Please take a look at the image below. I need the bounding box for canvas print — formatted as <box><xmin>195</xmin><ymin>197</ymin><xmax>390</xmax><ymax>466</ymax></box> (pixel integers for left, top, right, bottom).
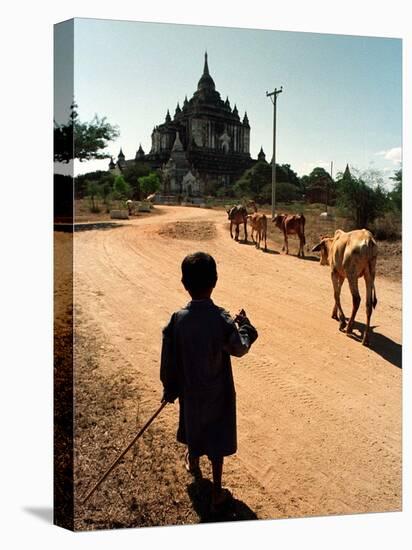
<box><xmin>54</xmin><ymin>18</ymin><xmax>402</xmax><ymax>531</ymax></box>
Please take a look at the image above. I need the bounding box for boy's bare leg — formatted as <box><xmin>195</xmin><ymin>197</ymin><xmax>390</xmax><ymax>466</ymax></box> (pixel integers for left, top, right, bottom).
<box><xmin>185</xmin><ymin>448</ymin><xmax>200</xmax><ymax>474</ymax></box>
<box><xmin>210</xmin><ymin>457</ymin><xmax>230</xmax><ymax>506</ymax></box>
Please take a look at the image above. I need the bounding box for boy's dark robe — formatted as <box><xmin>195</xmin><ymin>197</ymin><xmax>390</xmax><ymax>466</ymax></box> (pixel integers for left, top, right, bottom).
<box><xmin>160</xmin><ymin>298</ymin><xmax>258</xmax><ymax>458</ymax></box>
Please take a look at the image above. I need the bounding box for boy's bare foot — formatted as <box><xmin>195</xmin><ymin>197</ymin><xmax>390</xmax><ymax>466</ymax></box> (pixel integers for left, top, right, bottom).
<box><xmin>184</xmin><ymin>450</ymin><xmax>201</xmax><ymax>476</ymax></box>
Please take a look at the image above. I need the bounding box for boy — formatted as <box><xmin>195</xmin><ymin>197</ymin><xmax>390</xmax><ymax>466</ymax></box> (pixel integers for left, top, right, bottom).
<box><xmin>160</xmin><ymin>251</ymin><xmax>258</xmax><ymax>509</ymax></box>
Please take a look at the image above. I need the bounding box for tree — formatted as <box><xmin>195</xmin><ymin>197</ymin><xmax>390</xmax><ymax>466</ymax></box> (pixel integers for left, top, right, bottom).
<box><xmin>389</xmin><ymin>168</ymin><xmax>402</xmax><ymax>212</ymax></box>
<box><xmin>113</xmin><ymin>175</ymin><xmax>131</xmax><ymax>200</ymax></box>
<box><xmin>138</xmin><ymin>172</ymin><xmax>161</xmax><ymax>197</ymax></box>
<box><xmin>54</xmin><ymin>102</ymin><xmax>119</xmax><ymax>163</ymax></box>
<box><xmin>233</xmin><ymin>161</ymin><xmax>302</xmax><ymax>203</ymax></box>
<box><xmin>75</xmin><ymin>170</ymin><xmax>114</xmax><ymax>199</ymax></box>
<box><xmin>305</xmin><ymin>166</ymin><xmax>335</xmax><ymax>206</ymax></box>
<box><xmin>233</xmin><ymin>161</ymin><xmax>271</xmax><ymax>200</ymax></box>
<box><xmin>336</xmin><ymin>169</ymin><xmax>388</xmax><ymax>228</ymax></box>
<box><xmin>122</xmin><ymin>162</ymin><xmax>151</xmax><ymax>199</ymax></box>
<box><xmin>85</xmin><ymin>180</ymin><xmax>102</xmax><ymax>212</ymax></box>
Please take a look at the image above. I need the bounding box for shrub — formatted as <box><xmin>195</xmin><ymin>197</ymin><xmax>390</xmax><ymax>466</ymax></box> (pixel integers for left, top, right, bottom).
<box><xmin>370</xmin><ymin>212</ymin><xmax>401</xmax><ymax>241</ymax></box>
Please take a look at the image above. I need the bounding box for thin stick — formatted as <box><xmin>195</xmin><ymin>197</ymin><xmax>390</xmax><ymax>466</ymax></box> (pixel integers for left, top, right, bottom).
<box><xmin>81</xmin><ymin>400</ymin><xmax>168</xmax><ymax>505</ymax></box>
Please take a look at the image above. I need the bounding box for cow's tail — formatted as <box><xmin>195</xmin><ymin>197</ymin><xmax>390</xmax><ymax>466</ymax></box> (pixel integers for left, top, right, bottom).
<box><xmin>301</xmin><ymin>214</ymin><xmax>306</xmax><ymax>245</ymax></box>
<box><xmin>367</xmin><ymin>238</ymin><xmax>378</xmax><ymax>310</ymax></box>
<box><xmin>372</xmin><ymin>284</ymin><xmax>378</xmax><ymax>310</ymax></box>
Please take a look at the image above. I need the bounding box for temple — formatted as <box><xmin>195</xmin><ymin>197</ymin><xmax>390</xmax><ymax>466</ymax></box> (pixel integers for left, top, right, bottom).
<box><xmin>110</xmin><ymin>52</ymin><xmax>259</xmax><ymax>197</ymax></box>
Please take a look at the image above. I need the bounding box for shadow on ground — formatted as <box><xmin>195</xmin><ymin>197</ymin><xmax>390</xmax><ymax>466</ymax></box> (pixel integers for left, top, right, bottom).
<box><xmin>345</xmin><ymin>322</ymin><xmax>402</xmax><ymax>369</ymax></box>
<box><xmin>187</xmin><ymin>478</ymin><xmax>258</xmax><ymax>523</ymax></box>
<box><xmin>23</xmin><ymin>507</ymin><xmax>53</xmax><ymax>524</ymax></box>
<box><xmin>74</xmin><ymin>222</ymin><xmax>125</xmax><ymax>232</ymax></box>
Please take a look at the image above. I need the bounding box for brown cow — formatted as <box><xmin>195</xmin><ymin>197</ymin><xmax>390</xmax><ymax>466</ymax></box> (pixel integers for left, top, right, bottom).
<box><xmin>246</xmin><ymin>201</ymin><xmax>267</xmax><ymax>250</ymax></box>
<box><xmin>247</xmin><ymin>213</ymin><xmax>267</xmax><ymax>250</ymax></box>
<box><xmin>312</xmin><ymin>229</ymin><xmax>378</xmax><ymax>346</ymax></box>
<box><xmin>226</xmin><ymin>205</ymin><xmax>248</xmax><ymax>242</ymax></box>
<box><xmin>272</xmin><ymin>213</ymin><xmax>306</xmax><ymax>257</ymax></box>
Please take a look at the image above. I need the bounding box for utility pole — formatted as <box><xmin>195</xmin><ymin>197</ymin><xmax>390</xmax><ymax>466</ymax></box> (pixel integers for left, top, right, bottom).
<box><xmin>266</xmin><ymin>86</ymin><xmax>283</xmax><ymax>219</ymax></box>
<box><xmin>327</xmin><ymin>160</ymin><xmax>333</xmax><ymax>214</ymax></box>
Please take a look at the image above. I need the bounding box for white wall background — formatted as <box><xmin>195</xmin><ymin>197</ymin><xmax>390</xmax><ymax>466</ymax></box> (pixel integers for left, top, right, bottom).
<box><xmin>0</xmin><ymin>1</ymin><xmax>410</xmax><ymax>548</ymax></box>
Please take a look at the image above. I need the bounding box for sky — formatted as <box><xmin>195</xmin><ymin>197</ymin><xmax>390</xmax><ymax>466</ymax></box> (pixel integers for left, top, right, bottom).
<box><xmin>69</xmin><ymin>17</ymin><xmax>402</xmax><ymax>187</ymax></box>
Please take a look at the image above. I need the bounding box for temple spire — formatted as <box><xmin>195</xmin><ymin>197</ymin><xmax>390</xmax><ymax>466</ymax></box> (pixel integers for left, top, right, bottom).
<box><xmin>197</xmin><ymin>51</ymin><xmax>215</xmax><ymax>92</ymax></box>
<box><xmin>203</xmin><ymin>51</ymin><xmax>210</xmax><ymax>76</ymax></box>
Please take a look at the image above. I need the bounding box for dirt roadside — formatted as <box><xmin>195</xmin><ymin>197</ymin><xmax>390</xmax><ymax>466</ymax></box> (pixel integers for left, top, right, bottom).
<box><xmin>61</xmin><ymin>205</ymin><xmax>401</xmax><ymax>529</ymax></box>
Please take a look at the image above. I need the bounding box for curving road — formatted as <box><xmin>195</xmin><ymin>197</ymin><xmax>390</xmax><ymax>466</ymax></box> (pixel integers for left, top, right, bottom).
<box><xmin>74</xmin><ymin>205</ymin><xmax>402</xmax><ymax>519</ymax></box>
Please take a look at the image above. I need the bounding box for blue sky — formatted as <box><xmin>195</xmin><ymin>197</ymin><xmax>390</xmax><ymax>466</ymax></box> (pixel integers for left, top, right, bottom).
<box><xmin>72</xmin><ymin>18</ymin><xmax>402</xmax><ymax>186</ymax></box>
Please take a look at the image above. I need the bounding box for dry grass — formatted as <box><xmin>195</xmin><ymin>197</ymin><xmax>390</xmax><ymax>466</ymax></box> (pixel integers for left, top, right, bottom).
<box><xmin>158</xmin><ymin>221</ymin><xmax>217</xmax><ymax>241</ymax></box>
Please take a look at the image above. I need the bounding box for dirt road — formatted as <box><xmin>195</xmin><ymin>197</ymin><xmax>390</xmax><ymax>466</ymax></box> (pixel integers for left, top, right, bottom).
<box><xmin>74</xmin><ymin>205</ymin><xmax>401</xmax><ymax>521</ymax></box>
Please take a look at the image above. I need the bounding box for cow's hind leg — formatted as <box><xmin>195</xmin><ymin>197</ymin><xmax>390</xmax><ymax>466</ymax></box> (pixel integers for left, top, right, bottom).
<box><xmin>283</xmin><ymin>230</ymin><xmax>289</xmax><ymax>254</ymax></box>
<box><xmin>230</xmin><ymin>221</ymin><xmax>233</xmax><ymax>239</ymax></box>
<box><xmin>331</xmin><ymin>271</ymin><xmax>346</xmax><ymax>330</ymax></box>
<box><xmin>234</xmin><ymin>223</ymin><xmax>239</xmax><ymax>241</ymax></box>
<box><xmin>346</xmin><ymin>273</ymin><xmax>361</xmax><ymax>337</ymax></box>
<box><xmin>244</xmin><ymin>220</ymin><xmax>248</xmax><ymax>243</ymax></box>
<box><xmin>299</xmin><ymin>233</ymin><xmax>305</xmax><ymax>257</ymax></box>
<box><xmin>362</xmin><ymin>271</ymin><xmax>375</xmax><ymax>346</ymax></box>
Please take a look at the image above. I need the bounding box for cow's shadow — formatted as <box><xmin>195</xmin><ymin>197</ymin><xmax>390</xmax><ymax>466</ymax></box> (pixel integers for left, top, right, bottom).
<box><xmin>234</xmin><ymin>239</ymin><xmax>255</xmax><ymax>246</ymax></box>
<box><xmin>234</xmin><ymin>239</ymin><xmax>279</xmax><ymax>254</ymax></box>
<box><xmin>343</xmin><ymin>321</ymin><xmax>402</xmax><ymax>369</ymax></box>
<box><xmin>262</xmin><ymin>248</ymin><xmax>280</xmax><ymax>255</ymax></box>
<box><xmin>187</xmin><ymin>478</ymin><xmax>258</xmax><ymax>523</ymax></box>
<box><xmin>300</xmin><ymin>254</ymin><xmax>320</xmax><ymax>262</ymax></box>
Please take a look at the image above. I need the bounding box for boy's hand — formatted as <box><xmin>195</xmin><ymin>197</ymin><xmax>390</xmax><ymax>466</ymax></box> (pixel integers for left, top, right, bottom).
<box><xmin>161</xmin><ymin>390</ymin><xmax>177</xmax><ymax>404</ymax></box>
<box><xmin>234</xmin><ymin>309</ymin><xmax>248</xmax><ymax>325</ymax></box>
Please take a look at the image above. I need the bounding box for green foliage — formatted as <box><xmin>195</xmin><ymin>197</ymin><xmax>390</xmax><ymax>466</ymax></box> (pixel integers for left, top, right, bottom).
<box><xmin>54</xmin><ymin>102</ymin><xmax>119</xmax><ymax>163</ymax></box>
<box><xmin>335</xmin><ymin>169</ymin><xmax>389</xmax><ymax>228</ymax></box>
<box><xmin>138</xmin><ymin>172</ymin><xmax>161</xmax><ymax>197</ymax></box>
<box><xmin>113</xmin><ymin>175</ymin><xmax>131</xmax><ymax>200</ymax></box>
<box><xmin>86</xmin><ymin>180</ymin><xmax>102</xmax><ymax>212</ymax></box>
<box><xmin>233</xmin><ymin>161</ymin><xmax>302</xmax><ymax>203</ymax></box>
<box><xmin>304</xmin><ymin>166</ymin><xmax>335</xmax><ymax>204</ymax></box>
<box><xmin>75</xmin><ymin>170</ymin><xmax>114</xmax><ymax>199</ymax></box>
<box><xmin>122</xmin><ymin>163</ymin><xmax>152</xmax><ymax>199</ymax></box>
<box><xmin>275</xmin><ymin>181</ymin><xmax>302</xmax><ymax>202</ymax></box>
<box><xmin>388</xmin><ymin>168</ymin><xmax>402</xmax><ymax>212</ymax></box>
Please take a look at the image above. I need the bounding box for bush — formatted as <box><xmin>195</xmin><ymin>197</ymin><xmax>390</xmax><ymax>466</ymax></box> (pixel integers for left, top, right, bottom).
<box><xmin>336</xmin><ymin>176</ymin><xmax>389</xmax><ymax>228</ymax></box>
<box><xmin>113</xmin><ymin>175</ymin><xmax>131</xmax><ymax>200</ymax></box>
<box><xmin>138</xmin><ymin>172</ymin><xmax>161</xmax><ymax>197</ymax></box>
<box><xmin>370</xmin><ymin>212</ymin><xmax>401</xmax><ymax>241</ymax></box>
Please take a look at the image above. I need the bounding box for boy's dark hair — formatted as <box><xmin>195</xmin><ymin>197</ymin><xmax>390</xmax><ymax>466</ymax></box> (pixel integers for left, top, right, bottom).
<box><xmin>181</xmin><ymin>252</ymin><xmax>217</xmax><ymax>294</ymax></box>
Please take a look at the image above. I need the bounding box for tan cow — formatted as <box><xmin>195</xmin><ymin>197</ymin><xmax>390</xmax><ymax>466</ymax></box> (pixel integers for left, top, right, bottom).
<box><xmin>312</xmin><ymin>229</ymin><xmax>378</xmax><ymax>346</ymax></box>
<box><xmin>247</xmin><ymin>213</ymin><xmax>267</xmax><ymax>250</ymax></box>
<box><xmin>272</xmin><ymin>213</ymin><xmax>306</xmax><ymax>257</ymax></box>
<box><xmin>246</xmin><ymin>201</ymin><xmax>267</xmax><ymax>250</ymax></box>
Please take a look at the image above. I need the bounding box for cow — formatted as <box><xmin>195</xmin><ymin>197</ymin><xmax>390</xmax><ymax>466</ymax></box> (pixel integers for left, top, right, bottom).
<box><xmin>312</xmin><ymin>229</ymin><xmax>378</xmax><ymax>346</ymax></box>
<box><xmin>226</xmin><ymin>205</ymin><xmax>248</xmax><ymax>242</ymax></box>
<box><xmin>246</xmin><ymin>201</ymin><xmax>267</xmax><ymax>250</ymax></box>
<box><xmin>272</xmin><ymin>213</ymin><xmax>306</xmax><ymax>257</ymax></box>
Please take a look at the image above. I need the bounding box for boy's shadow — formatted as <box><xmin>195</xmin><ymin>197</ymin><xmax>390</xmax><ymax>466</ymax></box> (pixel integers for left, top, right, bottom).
<box><xmin>187</xmin><ymin>478</ymin><xmax>258</xmax><ymax>523</ymax></box>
